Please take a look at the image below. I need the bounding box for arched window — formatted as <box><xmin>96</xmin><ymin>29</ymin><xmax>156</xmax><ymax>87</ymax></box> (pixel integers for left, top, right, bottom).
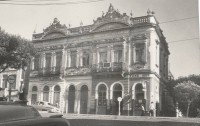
<box><xmin>135</xmin><ymin>84</ymin><xmax>144</xmax><ymax>105</ymax></box>
<box><xmin>68</xmin><ymin>85</ymin><xmax>75</xmax><ymax>113</ymax></box>
<box><xmin>31</xmin><ymin>86</ymin><xmax>37</xmax><ymax>105</ymax></box>
<box><xmin>98</xmin><ymin>84</ymin><xmax>106</xmax><ymax>106</ymax></box>
<box><xmin>53</xmin><ymin>85</ymin><xmax>60</xmax><ymax>107</ymax></box>
<box><xmin>43</xmin><ymin>86</ymin><xmax>49</xmax><ymax>102</ymax></box>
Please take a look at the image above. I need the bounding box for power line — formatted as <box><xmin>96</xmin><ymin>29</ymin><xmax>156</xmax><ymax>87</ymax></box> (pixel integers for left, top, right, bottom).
<box><xmin>160</xmin><ymin>16</ymin><xmax>198</xmax><ymax>24</ymax></box>
<box><xmin>168</xmin><ymin>38</ymin><xmax>199</xmax><ymax>44</ymax></box>
<box><xmin>0</xmin><ymin>0</ymin><xmax>104</xmax><ymax>5</ymax></box>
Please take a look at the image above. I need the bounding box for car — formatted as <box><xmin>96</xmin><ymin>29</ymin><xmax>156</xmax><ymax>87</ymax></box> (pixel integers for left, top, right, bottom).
<box><xmin>0</xmin><ymin>101</ymin><xmax>70</xmax><ymax>126</ymax></box>
<box><xmin>32</xmin><ymin>101</ymin><xmax>61</xmax><ymax>113</ymax></box>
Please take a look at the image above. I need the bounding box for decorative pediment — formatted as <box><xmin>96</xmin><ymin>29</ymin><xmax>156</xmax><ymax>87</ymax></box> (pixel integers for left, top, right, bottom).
<box><xmin>42</xmin><ymin>31</ymin><xmax>66</xmax><ymax>39</ymax></box>
<box><xmin>92</xmin><ymin>22</ymin><xmax>128</xmax><ymax>32</ymax></box>
<box><xmin>92</xmin><ymin>4</ymin><xmax>130</xmax><ymax>31</ymax></box>
<box><xmin>42</xmin><ymin>18</ymin><xmax>68</xmax><ymax>39</ymax></box>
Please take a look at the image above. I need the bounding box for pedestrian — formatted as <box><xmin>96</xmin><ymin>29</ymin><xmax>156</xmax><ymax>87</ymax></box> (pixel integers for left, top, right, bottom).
<box><xmin>141</xmin><ymin>104</ymin><xmax>145</xmax><ymax>116</ymax></box>
<box><xmin>149</xmin><ymin>102</ymin><xmax>155</xmax><ymax>117</ymax></box>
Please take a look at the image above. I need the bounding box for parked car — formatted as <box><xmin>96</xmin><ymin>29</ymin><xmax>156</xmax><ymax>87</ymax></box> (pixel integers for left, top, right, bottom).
<box><xmin>0</xmin><ymin>101</ymin><xmax>69</xmax><ymax>126</ymax></box>
<box><xmin>32</xmin><ymin>101</ymin><xmax>61</xmax><ymax>113</ymax></box>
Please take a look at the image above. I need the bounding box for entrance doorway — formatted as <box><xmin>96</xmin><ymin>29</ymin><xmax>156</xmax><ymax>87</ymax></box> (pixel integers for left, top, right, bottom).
<box><xmin>31</xmin><ymin>86</ymin><xmax>37</xmax><ymax>105</ymax></box>
<box><xmin>68</xmin><ymin>85</ymin><xmax>75</xmax><ymax>113</ymax></box>
<box><xmin>97</xmin><ymin>84</ymin><xmax>107</xmax><ymax>114</ymax></box>
<box><xmin>80</xmin><ymin>85</ymin><xmax>88</xmax><ymax>114</ymax></box>
<box><xmin>112</xmin><ymin>84</ymin><xmax>122</xmax><ymax>115</ymax></box>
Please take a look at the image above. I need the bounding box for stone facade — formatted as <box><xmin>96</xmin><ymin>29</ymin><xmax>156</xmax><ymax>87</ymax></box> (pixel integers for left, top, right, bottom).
<box><xmin>28</xmin><ymin>4</ymin><xmax>170</xmax><ymax>116</ymax></box>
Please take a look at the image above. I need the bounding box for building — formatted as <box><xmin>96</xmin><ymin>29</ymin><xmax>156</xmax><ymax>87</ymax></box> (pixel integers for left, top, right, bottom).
<box><xmin>0</xmin><ymin>68</ymin><xmax>24</xmax><ymax>101</ymax></box>
<box><xmin>28</xmin><ymin>4</ymin><xmax>170</xmax><ymax>116</ymax></box>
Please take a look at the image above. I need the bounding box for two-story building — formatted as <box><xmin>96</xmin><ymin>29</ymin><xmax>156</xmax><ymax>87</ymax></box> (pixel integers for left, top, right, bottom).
<box><xmin>28</xmin><ymin>4</ymin><xmax>170</xmax><ymax>116</ymax></box>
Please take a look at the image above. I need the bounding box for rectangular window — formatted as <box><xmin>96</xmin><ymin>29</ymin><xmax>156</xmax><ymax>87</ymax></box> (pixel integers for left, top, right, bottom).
<box><xmin>100</xmin><ymin>52</ymin><xmax>107</xmax><ymax>63</ymax></box>
<box><xmin>56</xmin><ymin>52</ymin><xmax>62</xmax><ymax>68</ymax></box>
<box><xmin>34</xmin><ymin>55</ymin><xmax>39</xmax><ymax>70</ymax></box>
<box><xmin>83</xmin><ymin>52</ymin><xmax>90</xmax><ymax>66</ymax></box>
<box><xmin>71</xmin><ymin>51</ymin><xmax>77</xmax><ymax>67</ymax></box>
<box><xmin>135</xmin><ymin>44</ymin><xmax>145</xmax><ymax>63</ymax></box>
<box><xmin>46</xmin><ymin>53</ymin><xmax>51</xmax><ymax>68</ymax></box>
<box><xmin>114</xmin><ymin>50</ymin><xmax>122</xmax><ymax>62</ymax></box>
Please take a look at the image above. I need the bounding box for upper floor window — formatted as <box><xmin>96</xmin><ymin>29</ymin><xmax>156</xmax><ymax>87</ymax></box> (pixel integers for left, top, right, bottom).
<box><xmin>114</xmin><ymin>50</ymin><xmax>122</xmax><ymax>62</ymax></box>
<box><xmin>83</xmin><ymin>51</ymin><xmax>90</xmax><ymax>66</ymax></box>
<box><xmin>70</xmin><ymin>51</ymin><xmax>77</xmax><ymax>67</ymax></box>
<box><xmin>135</xmin><ymin>44</ymin><xmax>145</xmax><ymax>63</ymax></box>
<box><xmin>56</xmin><ymin>52</ymin><xmax>62</xmax><ymax>68</ymax></box>
<box><xmin>34</xmin><ymin>55</ymin><xmax>39</xmax><ymax>70</ymax></box>
<box><xmin>46</xmin><ymin>53</ymin><xmax>51</xmax><ymax>68</ymax></box>
<box><xmin>100</xmin><ymin>52</ymin><xmax>107</xmax><ymax>63</ymax></box>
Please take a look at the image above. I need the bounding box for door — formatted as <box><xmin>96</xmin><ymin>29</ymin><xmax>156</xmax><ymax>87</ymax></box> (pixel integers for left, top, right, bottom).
<box><xmin>68</xmin><ymin>85</ymin><xmax>75</xmax><ymax>113</ymax></box>
<box><xmin>80</xmin><ymin>85</ymin><xmax>88</xmax><ymax>114</ymax></box>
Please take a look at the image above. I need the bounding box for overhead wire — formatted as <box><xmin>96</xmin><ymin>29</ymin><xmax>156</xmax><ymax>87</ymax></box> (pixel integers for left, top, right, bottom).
<box><xmin>0</xmin><ymin>0</ymin><xmax>104</xmax><ymax>5</ymax></box>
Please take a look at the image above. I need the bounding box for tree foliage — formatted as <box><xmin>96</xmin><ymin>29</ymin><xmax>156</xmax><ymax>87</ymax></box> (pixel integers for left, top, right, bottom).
<box><xmin>0</xmin><ymin>27</ymin><xmax>36</xmax><ymax>72</ymax></box>
<box><xmin>174</xmin><ymin>81</ymin><xmax>200</xmax><ymax>117</ymax></box>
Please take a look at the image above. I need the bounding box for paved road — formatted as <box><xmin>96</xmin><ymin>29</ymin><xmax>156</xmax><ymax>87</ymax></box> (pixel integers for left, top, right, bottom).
<box><xmin>41</xmin><ymin>113</ymin><xmax>200</xmax><ymax>126</ymax></box>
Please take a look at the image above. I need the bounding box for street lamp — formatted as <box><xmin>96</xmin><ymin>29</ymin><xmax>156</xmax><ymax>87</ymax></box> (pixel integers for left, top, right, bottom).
<box><xmin>117</xmin><ymin>97</ymin><xmax>122</xmax><ymax>116</ymax></box>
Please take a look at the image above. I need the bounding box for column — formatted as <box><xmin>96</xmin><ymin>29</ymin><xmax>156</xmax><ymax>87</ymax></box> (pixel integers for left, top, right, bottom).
<box><xmin>79</xmin><ymin>49</ymin><xmax>83</xmax><ymax>67</ymax></box>
<box><xmin>61</xmin><ymin>47</ymin><xmax>66</xmax><ymax>69</ymax></box>
<box><xmin>123</xmin><ymin>37</ymin><xmax>127</xmax><ymax>63</ymax></box>
<box><xmin>128</xmin><ymin>38</ymin><xmax>133</xmax><ymax>67</ymax></box>
<box><xmin>107</xmin><ymin>45</ymin><xmax>111</xmax><ymax>62</ymax></box>
<box><xmin>96</xmin><ymin>47</ymin><xmax>100</xmax><ymax>64</ymax></box>
<box><xmin>133</xmin><ymin>44</ymin><xmax>136</xmax><ymax>64</ymax></box>
<box><xmin>65</xmin><ymin>49</ymin><xmax>68</xmax><ymax>68</ymax></box>
<box><xmin>76</xmin><ymin>49</ymin><xmax>80</xmax><ymax>67</ymax></box>
<box><xmin>42</xmin><ymin>53</ymin><xmax>46</xmax><ymax>74</ymax></box>
<box><xmin>68</xmin><ymin>50</ymin><xmax>71</xmax><ymax>67</ymax></box>
<box><xmin>110</xmin><ymin>45</ymin><xmax>114</xmax><ymax>62</ymax></box>
<box><xmin>30</xmin><ymin>57</ymin><xmax>34</xmax><ymax>70</ymax></box>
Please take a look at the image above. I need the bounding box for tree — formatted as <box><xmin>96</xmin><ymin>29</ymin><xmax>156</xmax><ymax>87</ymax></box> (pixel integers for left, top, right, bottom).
<box><xmin>0</xmin><ymin>27</ymin><xmax>35</xmax><ymax>72</ymax></box>
<box><xmin>174</xmin><ymin>81</ymin><xmax>200</xmax><ymax>117</ymax></box>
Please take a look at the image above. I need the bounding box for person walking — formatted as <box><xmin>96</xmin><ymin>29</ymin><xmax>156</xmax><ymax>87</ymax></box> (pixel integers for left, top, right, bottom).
<box><xmin>149</xmin><ymin>102</ymin><xmax>155</xmax><ymax>117</ymax></box>
<box><xmin>141</xmin><ymin>104</ymin><xmax>145</xmax><ymax>116</ymax></box>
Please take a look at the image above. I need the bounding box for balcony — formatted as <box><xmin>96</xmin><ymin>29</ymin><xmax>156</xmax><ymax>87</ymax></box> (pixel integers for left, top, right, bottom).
<box><xmin>131</xmin><ymin>15</ymin><xmax>157</xmax><ymax>26</ymax></box>
<box><xmin>65</xmin><ymin>66</ymin><xmax>91</xmax><ymax>76</ymax></box>
<box><xmin>92</xmin><ymin>62</ymin><xmax>123</xmax><ymax>73</ymax></box>
<box><xmin>38</xmin><ymin>67</ymin><xmax>61</xmax><ymax>76</ymax></box>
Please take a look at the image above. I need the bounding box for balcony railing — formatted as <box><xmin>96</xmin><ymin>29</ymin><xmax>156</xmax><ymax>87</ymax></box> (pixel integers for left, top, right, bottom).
<box><xmin>38</xmin><ymin>67</ymin><xmax>61</xmax><ymax>76</ymax></box>
<box><xmin>92</xmin><ymin>62</ymin><xmax>123</xmax><ymax>73</ymax></box>
<box><xmin>65</xmin><ymin>66</ymin><xmax>91</xmax><ymax>76</ymax></box>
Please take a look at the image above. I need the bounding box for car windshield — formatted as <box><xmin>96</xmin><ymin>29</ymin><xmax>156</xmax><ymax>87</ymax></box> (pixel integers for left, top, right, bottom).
<box><xmin>0</xmin><ymin>105</ymin><xmax>41</xmax><ymax>122</ymax></box>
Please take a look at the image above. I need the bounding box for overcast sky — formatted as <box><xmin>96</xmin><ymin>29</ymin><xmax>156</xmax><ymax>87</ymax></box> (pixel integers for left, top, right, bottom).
<box><xmin>0</xmin><ymin>0</ymin><xmax>199</xmax><ymax>78</ymax></box>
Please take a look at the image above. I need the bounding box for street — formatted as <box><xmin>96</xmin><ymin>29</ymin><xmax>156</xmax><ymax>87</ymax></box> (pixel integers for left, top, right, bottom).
<box><xmin>41</xmin><ymin>113</ymin><xmax>200</xmax><ymax>126</ymax></box>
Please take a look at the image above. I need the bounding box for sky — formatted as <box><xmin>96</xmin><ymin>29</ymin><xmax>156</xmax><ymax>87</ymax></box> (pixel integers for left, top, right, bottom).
<box><xmin>0</xmin><ymin>0</ymin><xmax>199</xmax><ymax>78</ymax></box>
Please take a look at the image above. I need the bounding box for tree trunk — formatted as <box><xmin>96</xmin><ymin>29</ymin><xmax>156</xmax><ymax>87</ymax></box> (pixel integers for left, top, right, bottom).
<box><xmin>186</xmin><ymin>102</ymin><xmax>191</xmax><ymax>117</ymax></box>
<box><xmin>22</xmin><ymin>63</ymin><xmax>31</xmax><ymax>104</ymax></box>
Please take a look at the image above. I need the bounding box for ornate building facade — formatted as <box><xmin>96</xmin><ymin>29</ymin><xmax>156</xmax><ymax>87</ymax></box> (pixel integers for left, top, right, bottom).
<box><xmin>28</xmin><ymin>4</ymin><xmax>170</xmax><ymax>116</ymax></box>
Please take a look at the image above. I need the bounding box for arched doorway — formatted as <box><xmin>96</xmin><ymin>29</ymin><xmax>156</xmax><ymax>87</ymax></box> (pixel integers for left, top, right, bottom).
<box><xmin>53</xmin><ymin>85</ymin><xmax>60</xmax><ymax>107</ymax></box>
<box><xmin>43</xmin><ymin>86</ymin><xmax>49</xmax><ymax>102</ymax></box>
<box><xmin>112</xmin><ymin>84</ymin><xmax>122</xmax><ymax>115</ymax></box>
<box><xmin>97</xmin><ymin>84</ymin><xmax>107</xmax><ymax>114</ymax></box>
<box><xmin>135</xmin><ymin>84</ymin><xmax>145</xmax><ymax>108</ymax></box>
<box><xmin>68</xmin><ymin>85</ymin><xmax>75</xmax><ymax>113</ymax></box>
<box><xmin>80</xmin><ymin>85</ymin><xmax>88</xmax><ymax>114</ymax></box>
<box><xmin>31</xmin><ymin>86</ymin><xmax>37</xmax><ymax>105</ymax></box>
